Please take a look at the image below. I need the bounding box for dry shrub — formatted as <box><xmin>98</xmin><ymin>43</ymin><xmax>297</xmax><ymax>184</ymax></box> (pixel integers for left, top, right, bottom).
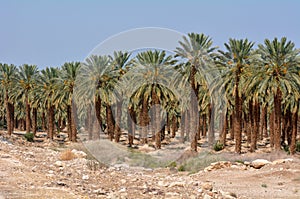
<box><xmin>60</xmin><ymin>149</ymin><xmax>75</xmax><ymax>161</ymax></box>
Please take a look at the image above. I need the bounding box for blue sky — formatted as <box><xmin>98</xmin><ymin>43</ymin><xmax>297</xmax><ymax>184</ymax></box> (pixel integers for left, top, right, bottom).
<box><xmin>1</xmin><ymin>0</ymin><xmax>299</xmax><ymax>68</ymax></box>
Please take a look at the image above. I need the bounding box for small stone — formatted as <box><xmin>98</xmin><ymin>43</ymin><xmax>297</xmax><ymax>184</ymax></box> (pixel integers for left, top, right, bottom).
<box><xmin>54</xmin><ymin>161</ymin><xmax>64</xmax><ymax>167</ymax></box>
<box><xmin>202</xmin><ymin>182</ymin><xmax>213</xmax><ymax>191</ymax></box>
<box><xmin>251</xmin><ymin>159</ymin><xmax>271</xmax><ymax>169</ymax></box>
<box><xmin>120</xmin><ymin>179</ymin><xmax>126</xmax><ymax>184</ymax></box>
<box><xmin>168</xmin><ymin>181</ymin><xmax>185</xmax><ymax>187</ymax></box>
<box><xmin>82</xmin><ymin>174</ymin><xmax>89</xmax><ymax>180</ymax></box>
<box><xmin>203</xmin><ymin>194</ymin><xmax>212</xmax><ymax>199</ymax></box>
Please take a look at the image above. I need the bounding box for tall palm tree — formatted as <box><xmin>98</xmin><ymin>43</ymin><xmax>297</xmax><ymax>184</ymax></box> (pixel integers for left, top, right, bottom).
<box><xmin>0</xmin><ymin>63</ymin><xmax>18</xmax><ymax>135</ymax></box>
<box><xmin>175</xmin><ymin>33</ymin><xmax>217</xmax><ymax>151</ymax></box>
<box><xmin>256</xmin><ymin>37</ymin><xmax>300</xmax><ymax>151</ymax></box>
<box><xmin>215</xmin><ymin>38</ymin><xmax>254</xmax><ymax>153</ymax></box>
<box><xmin>60</xmin><ymin>62</ymin><xmax>81</xmax><ymax>142</ymax></box>
<box><xmin>109</xmin><ymin>51</ymin><xmax>131</xmax><ymax>142</ymax></box>
<box><xmin>12</xmin><ymin>64</ymin><xmax>39</xmax><ymax>134</ymax></box>
<box><xmin>35</xmin><ymin>67</ymin><xmax>60</xmax><ymax>139</ymax></box>
<box><xmin>75</xmin><ymin>55</ymin><xmax>114</xmax><ymax>140</ymax></box>
<box><xmin>123</xmin><ymin>50</ymin><xmax>176</xmax><ymax>148</ymax></box>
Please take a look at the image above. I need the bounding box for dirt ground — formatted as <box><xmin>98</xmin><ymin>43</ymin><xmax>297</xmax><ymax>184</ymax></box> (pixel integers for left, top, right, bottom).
<box><xmin>0</xmin><ymin>131</ymin><xmax>300</xmax><ymax>199</ymax></box>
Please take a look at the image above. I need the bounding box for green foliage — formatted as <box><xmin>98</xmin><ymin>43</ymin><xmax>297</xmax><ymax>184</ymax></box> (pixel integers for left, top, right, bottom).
<box><xmin>24</xmin><ymin>132</ymin><xmax>34</xmax><ymax>142</ymax></box>
<box><xmin>166</xmin><ymin>161</ymin><xmax>177</xmax><ymax>168</ymax></box>
<box><xmin>213</xmin><ymin>141</ymin><xmax>224</xmax><ymax>151</ymax></box>
<box><xmin>261</xmin><ymin>184</ymin><xmax>267</xmax><ymax>188</ymax></box>
<box><xmin>178</xmin><ymin>165</ymin><xmax>186</xmax><ymax>171</ymax></box>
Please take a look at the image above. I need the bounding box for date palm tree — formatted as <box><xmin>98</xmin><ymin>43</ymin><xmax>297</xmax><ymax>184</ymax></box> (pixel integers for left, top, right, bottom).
<box><xmin>35</xmin><ymin>67</ymin><xmax>60</xmax><ymax>139</ymax></box>
<box><xmin>12</xmin><ymin>64</ymin><xmax>39</xmax><ymax>134</ymax></box>
<box><xmin>175</xmin><ymin>33</ymin><xmax>217</xmax><ymax>151</ymax></box>
<box><xmin>256</xmin><ymin>37</ymin><xmax>300</xmax><ymax>151</ymax></box>
<box><xmin>59</xmin><ymin>62</ymin><xmax>81</xmax><ymax>141</ymax></box>
<box><xmin>0</xmin><ymin>63</ymin><xmax>18</xmax><ymax>135</ymax></box>
<box><xmin>215</xmin><ymin>38</ymin><xmax>254</xmax><ymax>153</ymax></box>
<box><xmin>109</xmin><ymin>51</ymin><xmax>131</xmax><ymax>142</ymax></box>
<box><xmin>123</xmin><ymin>50</ymin><xmax>176</xmax><ymax>148</ymax></box>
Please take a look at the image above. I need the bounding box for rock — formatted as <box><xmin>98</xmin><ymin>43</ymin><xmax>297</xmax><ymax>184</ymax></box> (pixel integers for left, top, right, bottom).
<box><xmin>54</xmin><ymin>161</ymin><xmax>64</xmax><ymax>167</ymax></box>
<box><xmin>244</xmin><ymin>161</ymin><xmax>251</xmax><ymax>166</ymax></box>
<box><xmin>168</xmin><ymin>181</ymin><xmax>185</xmax><ymax>187</ymax></box>
<box><xmin>251</xmin><ymin>159</ymin><xmax>271</xmax><ymax>169</ymax></box>
<box><xmin>204</xmin><ymin>161</ymin><xmax>232</xmax><ymax>172</ymax></box>
<box><xmin>272</xmin><ymin>158</ymin><xmax>293</xmax><ymax>164</ymax></box>
<box><xmin>71</xmin><ymin>149</ymin><xmax>87</xmax><ymax>158</ymax></box>
<box><xmin>56</xmin><ymin>181</ymin><xmax>67</xmax><ymax>186</ymax></box>
<box><xmin>202</xmin><ymin>182</ymin><xmax>213</xmax><ymax>191</ymax></box>
<box><xmin>82</xmin><ymin>174</ymin><xmax>89</xmax><ymax>180</ymax></box>
<box><xmin>203</xmin><ymin>194</ymin><xmax>212</xmax><ymax>199</ymax></box>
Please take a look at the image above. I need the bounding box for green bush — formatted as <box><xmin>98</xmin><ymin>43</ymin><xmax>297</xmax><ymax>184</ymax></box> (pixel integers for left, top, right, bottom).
<box><xmin>213</xmin><ymin>141</ymin><xmax>224</xmax><ymax>151</ymax></box>
<box><xmin>178</xmin><ymin>165</ymin><xmax>186</xmax><ymax>171</ymax></box>
<box><xmin>24</xmin><ymin>132</ymin><xmax>34</xmax><ymax>142</ymax></box>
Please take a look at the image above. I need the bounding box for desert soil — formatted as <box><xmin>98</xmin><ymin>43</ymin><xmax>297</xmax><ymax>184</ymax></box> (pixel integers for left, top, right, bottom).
<box><xmin>0</xmin><ymin>131</ymin><xmax>300</xmax><ymax>199</ymax></box>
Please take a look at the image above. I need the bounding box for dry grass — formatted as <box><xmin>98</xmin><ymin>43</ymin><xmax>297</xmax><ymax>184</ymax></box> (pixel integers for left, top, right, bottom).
<box><xmin>60</xmin><ymin>149</ymin><xmax>75</xmax><ymax>161</ymax></box>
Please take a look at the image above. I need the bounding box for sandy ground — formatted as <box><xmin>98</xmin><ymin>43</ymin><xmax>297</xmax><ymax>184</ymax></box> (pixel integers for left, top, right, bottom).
<box><xmin>0</xmin><ymin>131</ymin><xmax>300</xmax><ymax>199</ymax></box>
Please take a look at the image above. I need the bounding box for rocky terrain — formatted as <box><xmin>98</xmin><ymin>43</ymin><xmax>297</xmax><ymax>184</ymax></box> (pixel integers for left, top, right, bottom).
<box><xmin>0</xmin><ymin>131</ymin><xmax>300</xmax><ymax>199</ymax></box>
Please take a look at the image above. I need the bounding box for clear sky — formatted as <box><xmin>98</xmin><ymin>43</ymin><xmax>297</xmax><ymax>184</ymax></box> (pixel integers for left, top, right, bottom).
<box><xmin>1</xmin><ymin>0</ymin><xmax>299</xmax><ymax>68</ymax></box>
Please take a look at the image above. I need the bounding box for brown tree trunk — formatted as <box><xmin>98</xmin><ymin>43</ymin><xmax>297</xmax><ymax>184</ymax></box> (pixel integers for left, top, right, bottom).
<box><xmin>250</xmin><ymin>102</ymin><xmax>260</xmax><ymax>152</ymax></box>
<box><xmin>152</xmin><ymin>86</ymin><xmax>161</xmax><ymax>149</ymax></box>
<box><xmin>114</xmin><ymin>100</ymin><xmax>122</xmax><ymax>143</ymax></box>
<box><xmin>171</xmin><ymin>115</ymin><xmax>177</xmax><ymax>138</ymax></box>
<box><xmin>290</xmin><ymin>105</ymin><xmax>298</xmax><ymax>155</ymax></box>
<box><xmin>25</xmin><ymin>95</ymin><xmax>31</xmax><ymax>133</ymax></box>
<box><xmin>47</xmin><ymin>105</ymin><xmax>55</xmax><ymax>139</ymax></box>
<box><xmin>70</xmin><ymin>102</ymin><xmax>77</xmax><ymax>142</ymax></box>
<box><xmin>229</xmin><ymin>113</ymin><xmax>234</xmax><ymax>140</ymax></box>
<box><xmin>190</xmin><ymin>65</ymin><xmax>198</xmax><ymax>152</ymax></box>
<box><xmin>180</xmin><ymin>112</ymin><xmax>186</xmax><ymax>143</ymax></box>
<box><xmin>274</xmin><ymin>89</ymin><xmax>282</xmax><ymax>151</ymax></box>
<box><xmin>106</xmin><ymin>104</ymin><xmax>115</xmax><ymax>141</ymax></box>
<box><xmin>86</xmin><ymin>105</ymin><xmax>93</xmax><ymax>140</ymax></box>
<box><xmin>95</xmin><ymin>95</ymin><xmax>103</xmax><ymax>132</ymax></box>
<box><xmin>269</xmin><ymin>109</ymin><xmax>275</xmax><ymax>147</ymax></box>
<box><xmin>259</xmin><ymin>106</ymin><xmax>267</xmax><ymax>140</ymax></box>
<box><xmin>5</xmin><ymin>91</ymin><xmax>13</xmax><ymax>136</ymax></box>
<box><xmin>220</xmin><ymin>110</ymin><xmax>228</xmax><ymax>147</ymax></box>
<box><xmin>67</xmin><ymin>105</ymin><xmax>72</xmax><ymax>140</ymax></box>
<box><xmin>32</xmin><ymin>107</ymin><xmax>37</xmax><ymax>136</ymax></box>
<box><xmin>140</xmin><ymin>98</ymin><xmax>149</xmax><ymax>144</ymax></box>
<box><xmin>127</xmin><ymin>106</ymin><xmax>135</xmax><ymax>146</ymax></box>
<box><xmin>203</xmin><ymin>114</ymin><xmax>207</xmax><ymax>137</ymax></box>
<box><xmin>208</xmin><ymin>103</ymin><xmax>215</xmax><ymax>147</ymax></box>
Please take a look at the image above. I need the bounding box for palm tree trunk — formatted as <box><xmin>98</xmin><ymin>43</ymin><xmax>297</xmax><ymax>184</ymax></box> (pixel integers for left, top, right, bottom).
<box><xmin>95</xmin><ymin>95</ymin><xmax>103</xmax><ymax>133</ymax></box>
<box><xmin>32</xmin><ymin>107</ymin><xmax>37</xmax><ymax>136</ymax></box>
<box><xmin>86</xmin><ymin>105</ymin><xmax>93</xmax><ymax>140</ymax></box>
<box><xmin>114</xmin><ymin>100</ymin><xmax>122</xmax><ymax>143</ymax></box>
<box><xmin>171</xmin><ymin>115</ymin><xmax>177</xmax><ymax>138</ymax></box>
<box><xmin>190</xmin><ymin>65</ymin><xmax>198</xmax><ymax>152</ymax></box>
<box><xmin>250</xmin><ymin>102</ymin><xmax>260</xmax><ymax>152</ymax></box>
<box><xmin>41</xmin><ymin>111</ymin><xmax>46</xmax><ymax>131</ymax></box>
<box><xmin>140</xmin><ymin>98</ymin><xmax>148</xmax><ymax>144</ymax></box>
<box><xmin>5</xmin><ymin>91</ymin><xmax>13</xmax><ymax>136</ymax></box>
<box><xmin>106</xmin><ymin>104</ymin><xmax>115</xmax><ymax>141</ymax></box>
<box><xmin>47</xmin><ymin>105</ymin><xmax>55</xmax><ymax>139</ymax></box>
<box><xmin>67</xmin><ymin>105</ymin><xmax>72</xmax><ymax>140</ymax></box>
<box><xmin>259</xmin><ymin>106</ymin><xmax>267</xmax><ymax>140</ymax></box>
<box><xmin>208</xmin><ymin>103</ymin><xmax>215</xmax><ymax>147</ymax></box>
<box><xmin>234</xmin><ymin>86</ymin><xmax>242</xmax><ymax>153</ymax></box>
<box><xmin>290</xmin><ymin>105</ymin><xmax>298</xmax><ymax>155</ymax></box>
<box><xmin>220</xmin><ymin>110</ymin><xmax>228</xmax><ymax>147</ymax></box>
<box><xmin>202</xmin><ymin>114</ymin><xmax>207</xmax><ymax>137</ymax></box>
<box><xmin>180</xmin><ymin>112</ymin><xmax>185</xmax><ymax>143</ymax></box>
<box><xmin>127</xmin><ymin>106</ymin><xmax>135</xmax><ymax>146</ymax></box>
<box><xmin>25</xmin><ymin>94</ymin><xmax>31</xmax><ymax>133</ymax></box>
<box><xmin>70</xmin><ymin>102</ymin><xmax>77</xmax><ymax>142</ymax></box>
<box><xmin>152</xmin><ymin>87</ymin><xmax>161</xmax><ymax>149</ymax></box>
<box><xmin>269</xmin><ymin>109</ymin><xmax>275</xmax><ymax>147</ymax></box>
<box><xmin>274</xmin><ymin>89</ymin><xmax>282</xmax><ymax>151</ymax></box>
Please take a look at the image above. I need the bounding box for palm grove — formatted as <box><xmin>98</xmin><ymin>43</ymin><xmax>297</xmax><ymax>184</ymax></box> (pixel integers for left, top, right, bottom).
<box><xmin>1</xmin><ymin>34</ymin><xmax>300</xmax><ymax>155</ymax></box>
